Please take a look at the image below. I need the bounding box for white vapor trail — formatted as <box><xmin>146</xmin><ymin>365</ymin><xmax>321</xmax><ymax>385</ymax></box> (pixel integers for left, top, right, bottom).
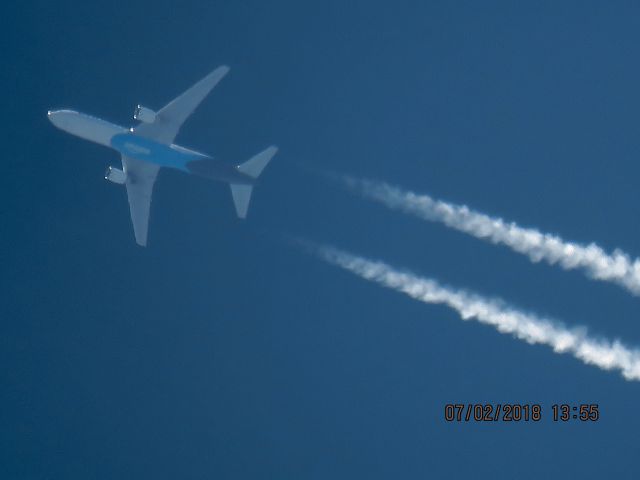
<box><xmin>310</xmin><ymin>243</ymin><xmax>640</xmax><ymax>381</ymax></box>
<box><xmin>340</xmin><ymin>176</ymin><xmax>640</xmax><ymax>296</ymax></box>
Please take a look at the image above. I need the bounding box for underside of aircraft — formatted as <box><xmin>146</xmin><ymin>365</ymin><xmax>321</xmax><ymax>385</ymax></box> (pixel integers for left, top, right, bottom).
<box><xmin>48</xmin><ymin>66</ymin><xmax>277</xmax><ymax>246</ymax></box>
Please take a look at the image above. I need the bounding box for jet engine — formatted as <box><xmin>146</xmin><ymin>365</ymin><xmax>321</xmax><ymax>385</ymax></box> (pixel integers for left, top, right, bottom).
<box><xmin>105</xmin><ymin>166</ymin><xmax>126</xmax><ymax>184</ymax></box>
<box><xmin>133</xmin><ymin>105</ymin><xmax>156</xmax><ymax>123</ymax></box>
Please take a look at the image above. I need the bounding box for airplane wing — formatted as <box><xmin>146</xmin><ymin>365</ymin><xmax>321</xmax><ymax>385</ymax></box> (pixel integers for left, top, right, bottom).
<box><xmin>134</xmin><ymin>65</ymin><xmax>230</xmax><ymax>145</ymax></box>
<box><xmin>122</xmin><ymin>155</ymin><xmax>160</xmax><ymax>246</ymax></box>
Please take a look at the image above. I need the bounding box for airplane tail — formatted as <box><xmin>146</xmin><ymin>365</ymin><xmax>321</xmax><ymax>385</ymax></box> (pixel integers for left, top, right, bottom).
<box><xmin>230</xmin><ymin>146</ymin><xmax>278</xmax><ymax>218</ymax></box>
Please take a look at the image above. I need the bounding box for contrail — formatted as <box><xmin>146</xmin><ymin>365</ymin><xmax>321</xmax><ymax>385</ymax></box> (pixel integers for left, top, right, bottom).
<box><xmin>307</xmin><ymin>242</ymin><xmax>640</xmax><ymax>381</ymax></box>
<box><xmin>339</xmin><ymin>176</ymin><xmax>640</xmax><ymax>296</ymax></box>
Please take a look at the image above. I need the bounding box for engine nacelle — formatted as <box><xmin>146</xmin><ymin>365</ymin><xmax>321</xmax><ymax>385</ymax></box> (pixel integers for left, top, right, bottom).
<box><xmin>133</xmin><ymin>105</ymin><xmax>156</xmax><ymax>123</ymax></box>
<box><xmin>105</xmin><ymin>166</ymin><xmax>126</xmax><ymax>184</ymax></box>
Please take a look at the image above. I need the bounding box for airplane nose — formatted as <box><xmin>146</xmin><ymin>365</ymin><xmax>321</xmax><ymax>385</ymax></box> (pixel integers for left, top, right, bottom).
<box><xmin>47</xmin><ymin>110</ymin><xmax>67</xmax><ymax>129</ymax></box>
<box><xmin>47</xmin><ymin>110</ymin><xmax>67</xmax><ymax>127</ymax></box>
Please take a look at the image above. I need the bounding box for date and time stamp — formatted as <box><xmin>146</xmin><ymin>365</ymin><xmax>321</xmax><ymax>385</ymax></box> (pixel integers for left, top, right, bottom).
<box><xmin>444</xmin><ymin>404</ymin><xmax>600</xmax><ymax>422</ymax></box>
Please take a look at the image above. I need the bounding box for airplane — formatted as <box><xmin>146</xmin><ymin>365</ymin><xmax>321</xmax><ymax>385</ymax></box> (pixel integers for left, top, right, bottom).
<box><xmin>47</xmin><ymin>65</ymin><xmax>277</xmax><ymax>246</ymax></box>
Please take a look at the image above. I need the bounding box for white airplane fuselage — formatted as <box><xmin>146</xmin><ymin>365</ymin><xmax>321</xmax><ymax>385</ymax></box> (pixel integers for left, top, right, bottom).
<box><xmin>46</xmin><ymin>65</ymin><xmax>278</xmax><ymax>246</ymax></box>
<box><xmin>47</xmin><ymin>109</ymin><xmax>255</xmax><ymax>185</ymax></box>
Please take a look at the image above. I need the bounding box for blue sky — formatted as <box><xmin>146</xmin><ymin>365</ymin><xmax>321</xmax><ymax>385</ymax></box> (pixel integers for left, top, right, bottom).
<box><xmin>3</xmin><ymin>1</ymin><xmax>640</xmax><ymax>478</ymax></box>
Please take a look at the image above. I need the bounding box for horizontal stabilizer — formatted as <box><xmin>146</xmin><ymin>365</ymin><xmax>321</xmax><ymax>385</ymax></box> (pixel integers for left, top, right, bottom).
<box><xmin>237</xmin><ymin>146</ymin><xmax>278</xmax><ymax>179</ymax></box>
<box><xmin>230</xmin><ymin>184</ymin><xmax>253</xmax><ymax>218</ymax></box>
